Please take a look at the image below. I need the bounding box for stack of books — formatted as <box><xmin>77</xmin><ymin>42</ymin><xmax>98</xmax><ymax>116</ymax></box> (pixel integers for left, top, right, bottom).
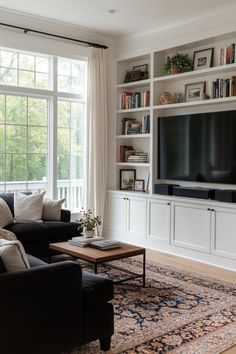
<box><xmin>68</xmin><ymin>236</ymin><xmax>104</xmax><ymax>247</ymax></box>
<box><xmin>127</xmin><ymin>152</ymin><xmax>148</xmax><ymax>163</ymax></box>
<box><xmin>218</xmin><ymin>44</ymin><xmax>235</xmax><ymax>66</ymax></box>
<box><xmin>212</xmin><ymin>76</ymin><xmax>236</xmax><ymax>98</ymax></box>
<box><xmin>90</xmin><ymin>240</ymin><xmax>121</xmax><ymax>250</ymax></box>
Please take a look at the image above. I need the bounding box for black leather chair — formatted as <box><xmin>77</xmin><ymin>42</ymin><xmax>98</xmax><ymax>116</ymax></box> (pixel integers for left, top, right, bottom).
<box><xmin>0</xmin><ymin>255</ymin><xmax>114</xmax><ymax>354</ymax></box>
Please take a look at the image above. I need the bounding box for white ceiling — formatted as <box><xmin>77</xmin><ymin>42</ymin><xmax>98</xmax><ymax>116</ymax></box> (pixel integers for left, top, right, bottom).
<box><xmin>0</xmin><ymin>0</ymin><xmax>235</xmax><ymax>37</ymax></box>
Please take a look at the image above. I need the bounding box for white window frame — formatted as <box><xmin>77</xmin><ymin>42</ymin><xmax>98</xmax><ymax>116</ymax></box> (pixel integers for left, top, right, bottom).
<box><xmin>0</xmin><ymin>47</ymin><xmax>87</xmax><ymax>209</ymax></box>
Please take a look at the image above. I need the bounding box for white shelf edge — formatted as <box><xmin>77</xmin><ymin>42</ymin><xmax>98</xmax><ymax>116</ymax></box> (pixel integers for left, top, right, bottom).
<box><xmin>153</xmin><ymin>96</ymin><xmax>236</xmax><ymax>110</ymax></box>
<box><xmin>116</xmin><ymin>162</ymin><xmax>150</xmax><ymax>167</ymax></box>
<box><xmin>116</xmin><ymin>107</ymin><xmax>150</xmax><ymax>114</ymax></box>
<box><xmin>154</xmin><ymin>63</ymin><xmax>236</xmax><ymax>82</ymax></box>
<box><xmin>117</xmin><ymin>79</ymin><xmax>151</xmax><ymax>89</ymax></box>
<box><xmin>116</xmin><ymin>134</ymin><xmax>150</xmax><ymax>139</ymax></box>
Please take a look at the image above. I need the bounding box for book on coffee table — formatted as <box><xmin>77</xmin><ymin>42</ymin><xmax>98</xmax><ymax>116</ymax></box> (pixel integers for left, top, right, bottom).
<box><xmin>68</xmin><ymin>236</ymin><xmax>104</xmax><ymax>247</ymax></box>
<box><xmin>90</xmin><ymin>240</ymin><xmax>121</xmax><ymax>250</ymax></box>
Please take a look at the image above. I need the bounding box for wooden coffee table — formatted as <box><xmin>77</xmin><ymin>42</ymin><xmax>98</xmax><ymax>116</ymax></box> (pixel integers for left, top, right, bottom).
<box><xmin>49</xmin><ymin>242</ymin><xmax>146</xmax><ymax>287</ymax></box>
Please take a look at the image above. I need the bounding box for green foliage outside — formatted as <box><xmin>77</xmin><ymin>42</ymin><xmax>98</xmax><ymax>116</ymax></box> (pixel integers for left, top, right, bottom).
<box><xmin>0</xmin><ymin>95</ymin><xmax>84</xmax><ymax>185</ymax></box>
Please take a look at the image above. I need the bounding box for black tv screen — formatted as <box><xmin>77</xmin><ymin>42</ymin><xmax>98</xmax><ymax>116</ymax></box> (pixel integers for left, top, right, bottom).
<box><xmin>158</xmin><ymin>110</ymin><xmax>236</xmax><ymax>184</ymax></box>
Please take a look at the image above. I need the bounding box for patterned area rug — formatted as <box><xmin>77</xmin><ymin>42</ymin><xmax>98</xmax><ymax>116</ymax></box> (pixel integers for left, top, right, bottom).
<box><xmin>68</xmin><ymin>257</ymin><xmax>236</xmax><ymax>354</ymax></box>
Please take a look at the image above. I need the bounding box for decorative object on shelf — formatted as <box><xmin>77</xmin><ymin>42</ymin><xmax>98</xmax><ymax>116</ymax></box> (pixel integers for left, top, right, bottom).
<box><xmin>134</xmin><ymin>179</ymin><xmax>145</xmax><ymax>192</ymax></box>
<box><xmin>217</xmin><ymin>43</ymin><xmax>235</xmax><ymax>65</ymax></box>
<box><xmin>120</xmin><ymin>169</ymin><xmax>136</xmax><ymax>190</ymax></box>
<box><xmin>193</xmin><ymin>47</ymin><xmax>214</xmax><ymax>70</ymax></box>
<box><xmin>124</xmin><ymin>64</ymin><xmax>149</xmax><ymax>83</ymax></box>
<box><xmin>174</xmin><ymin>92</ymin><xmax>184</xmax><ymax>103</ymax></box>
<box><xmin>164</xmin><ymin>53</ymin><xmax>192</xmax><ymax>75</ymax></box>
<box><xmin>77</xmin><ymin>208</ymin><xmax>102</xmax><ymax>238</ymax></box>
<box><xmin>160</xmin><ymin>91</ymin><xmax>174</xmax><ymax>104</ymax></box>
<box><xmin>185</xmin><ymin>81</ymin><xmax>206</xmax><ymax>102</ymax></box>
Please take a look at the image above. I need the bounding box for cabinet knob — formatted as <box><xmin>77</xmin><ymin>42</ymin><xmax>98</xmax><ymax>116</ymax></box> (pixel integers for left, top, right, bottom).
<box><xmin>211</xmin><ymin>208</ymin><xmax>215</xmax><ymax>212</ymax></box>
<box><xmin>207</xmin><ymin>208</ymin><xmax>211</xmax><ymax>211</ymax></box>
<box><xmin>167</xmin><ymin>202</ymin><xmax>170</xmax><ymax>205</ymax></box>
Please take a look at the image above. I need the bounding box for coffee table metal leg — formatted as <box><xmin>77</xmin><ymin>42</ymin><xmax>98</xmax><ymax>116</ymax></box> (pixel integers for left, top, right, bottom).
<box><xmin>143</xmin><ymin>251</ymin><xmax>146</xmax><ymax>287</ymax></box>
<box><xmin>94</xmin><ymin>263</ymin><xmax>98</xmax><ymax>274</ymax></box>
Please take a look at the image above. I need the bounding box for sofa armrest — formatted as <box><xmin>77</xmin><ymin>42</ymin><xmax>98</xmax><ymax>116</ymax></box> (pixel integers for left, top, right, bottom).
<box><xmin>61</xmin><ymin>208</ymin><xmax>71</xmax><ymax>222</ymax></box>
<box><xmin>0</xmin><ymin>261</ymin><xmax>83</xmax><ymax>354</ymax></box>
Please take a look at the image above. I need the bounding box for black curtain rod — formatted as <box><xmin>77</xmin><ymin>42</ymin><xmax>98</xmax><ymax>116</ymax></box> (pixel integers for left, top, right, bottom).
<box><xmin>0</xmin><ymin>22</ymin><xmax>108</xmax><ymax>49</ymax></box>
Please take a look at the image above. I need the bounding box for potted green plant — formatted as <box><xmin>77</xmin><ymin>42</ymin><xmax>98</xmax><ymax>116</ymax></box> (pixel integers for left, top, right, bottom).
<box><xmin>77</xmin><ymin>208</ymin><xmax>102</xmax><ymax>238</ymax></box>
<box><xmin>164</xmin><ymin>53</ymin><xmax>192</xmax><ymax>75</ymax></box>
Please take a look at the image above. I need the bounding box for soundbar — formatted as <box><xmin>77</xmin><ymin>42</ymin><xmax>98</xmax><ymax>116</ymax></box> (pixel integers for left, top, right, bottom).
<box><xmin>173</xmin><ymin>186</ymin><xmax>215</xmax><ymax>200</ymax></box>
<box><xmin>155</xmin><ymin>183</ymin><xmax>179</xmax><ymax>196</ymax></box>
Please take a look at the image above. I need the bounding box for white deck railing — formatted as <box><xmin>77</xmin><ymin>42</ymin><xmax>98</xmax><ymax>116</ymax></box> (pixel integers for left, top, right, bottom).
<box><xmin>0</xmin><ymin>179</ymin><xmax>84</xmax><ymax>210</ymax></box>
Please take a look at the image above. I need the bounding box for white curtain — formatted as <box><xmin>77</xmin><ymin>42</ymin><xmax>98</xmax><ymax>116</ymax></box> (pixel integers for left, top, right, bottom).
<box><xmin>85</xmin><ymin>46</ymin><xmax>107</xmax><ymax>229</ymax></box>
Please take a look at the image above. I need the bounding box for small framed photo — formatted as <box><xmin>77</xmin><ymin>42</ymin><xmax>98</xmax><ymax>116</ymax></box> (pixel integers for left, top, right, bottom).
<box><xmin>132</xmin><ymin>64</ymin><xmax>148</xmax><ymax>72</ymax></box>
<box><xmin>193</xmin><ymin>48</ymin><xmax>214</xmax><ymax>70</ymax></box>
<box><xmin>185</xmin><ymin>81</ymin><xmax>206</xmax><ymax>102</ymax></box>
<box><xmin>134</xmin><ymin>179</ymin><xmax>145</xmax><ymax>192</ymax></box>
<box><xmin>120</xmin><ymin>169</ymin><xmax>136</xmax><ymax>190</ymax></box>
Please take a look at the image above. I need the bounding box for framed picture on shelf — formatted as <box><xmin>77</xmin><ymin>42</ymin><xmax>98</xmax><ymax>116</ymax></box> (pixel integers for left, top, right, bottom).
<box><xmin>120</xmin><ymin>169</ymin><xmax>136</xmax><ymax>190</ymax></box>
<box><xmin>132</xmin><ymin>64</ymin><xmax>148</xmax><ymax>72</ymax></box>
<box><xmin>185</xmin><ymin>81</ymin><xmax>206</xmax><ymax>102</ymax></box>
<box><xmin>134</xmin><ymin>179</ymin><xmax>145</xmax><ymax>192</ymax></box>
<box><xmin>193</xmin><ymin>48</ymin><xmax>214</xmax><ymax>70</ymax></box>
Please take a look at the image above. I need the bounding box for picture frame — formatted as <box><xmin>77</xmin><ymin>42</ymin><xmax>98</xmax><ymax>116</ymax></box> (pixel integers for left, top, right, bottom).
<box><xmin>124</xmin><ymin>64</ymin><xmax>149</xmax><ymax>83</ymax></box>
<box><xmin>120</xmin><ymin>169</ymin><xmax>136</xmax><ymax>190</ymax></box>
<box><xmin>134</xmin><ymin>179</ymin><xmax>145</xmax><ymax>192</ymax></box>
<box><xmin>193</xmin><ymin>48</ymin><xmax>214</xmax><ymax>71</ymax></box>
<box><xmin>185</xmin><ymin>81</ymin><xmax>206</xmax><ymax>102</ymax></box>
<box><xmin>132</xmin><ymin>64</ymin><xmax>148</xmax><ymax>72</ymax></box>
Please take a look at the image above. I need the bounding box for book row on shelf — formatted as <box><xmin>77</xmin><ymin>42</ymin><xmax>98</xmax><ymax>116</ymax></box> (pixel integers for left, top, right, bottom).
<box><xmin>119</xmin><ymin>145</ymin><xmax>149</xmax><ymax>163</ymax></box>
<box><xmin>120</xmin><ymin>115</ymin><xmax>150</xmax><ymax>135</ymax></box>
<box><xmin>218</xmin><ymin>44</ymin><xmax>235</xmax><ymax>66</ymax></box>
<box><xmin>120</xmin><ymin>91</ymin><xmax>150</xmax><ymax>109</ymax></box>
<box><xmin>212</xmin><ymin>76</ymin><xmax>236</xmax><ymax>98</ymax></box>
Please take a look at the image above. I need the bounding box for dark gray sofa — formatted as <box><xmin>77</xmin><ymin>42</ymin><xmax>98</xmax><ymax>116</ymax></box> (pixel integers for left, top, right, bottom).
<box><xmin>0</xmin><ymin>192</ymin><xmax>80</xmax><ymax>257</ymax></box>
<box><xmin>0</xmin><ymin>254</ymin><xmax>114</xmax><ymax>353</ymax></box>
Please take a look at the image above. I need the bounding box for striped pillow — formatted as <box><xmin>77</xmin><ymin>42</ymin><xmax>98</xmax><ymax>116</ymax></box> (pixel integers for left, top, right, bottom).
<box><xmin>0</xmin><ymin>239</ymin><xmax>30</xmax><ymax>272</ymax></box>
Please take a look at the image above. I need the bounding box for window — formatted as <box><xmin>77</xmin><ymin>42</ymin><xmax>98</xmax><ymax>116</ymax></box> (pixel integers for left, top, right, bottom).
<box><xmin>0</xmin><ymin>47</ymin><xmax>87</xmax><ymax>210</ymax></box>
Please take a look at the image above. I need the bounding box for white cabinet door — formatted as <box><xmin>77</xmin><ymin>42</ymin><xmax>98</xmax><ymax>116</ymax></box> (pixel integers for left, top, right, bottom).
<box><xmin>126</xmin><ymin>195</ymin><xmax>147</xmax><ymax>239</ymax></box>
<box><xmin>211</xmin><ymin>206</ymin><xmax>236</xmax><ymax>260</ymax></box>
<box><xmin>105</xmin><ymin>192</ymin><xmax>126</xmax><ymax>240</ymax></box>
<box><xmin>147</xmin><ymin>198</ymin><xmax>171</xmax><ymax>243</ymax></box>
<box><xmin>171</xmin><ymin>202</ymin><xmax>211</xmax><ymax>253</ymax></box>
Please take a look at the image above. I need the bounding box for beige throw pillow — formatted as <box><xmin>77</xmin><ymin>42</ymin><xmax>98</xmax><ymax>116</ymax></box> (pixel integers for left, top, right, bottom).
<box><xmin>0</xmin><ymin>228</ymin><xmax>17</xmax><ymax>240</ymax></box>
<box><xmin>14</xmin><ymin>191</ymin><xmax>45</xmax><ymax>222</ymax></box>
<box><xmin>0</xmin><ymin>239</ymin><xmax>30</xmax><ymax>272</ymax></box>
<box><xmin>0</xmin><ymin>198</ymin><xmax>13</xmax><ymax>228</ymax></box>
<box><xmin>42</xmin><ymin>197</ymin><xmax>65</xmax><ymax>221</ymax></box>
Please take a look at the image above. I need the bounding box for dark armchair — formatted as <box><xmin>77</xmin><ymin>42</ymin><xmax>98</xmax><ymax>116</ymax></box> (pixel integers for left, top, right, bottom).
<box><xmin>0</xmin><ymin>256</ymin><xmax>114</xmax><ymax>354</ymax></box>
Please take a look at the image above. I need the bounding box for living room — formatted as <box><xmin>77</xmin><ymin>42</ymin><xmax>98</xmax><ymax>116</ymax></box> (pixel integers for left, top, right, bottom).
<box><xmin>0</xmin><ymin>1</ymin><xmax>236</xmax><ymax>354</ymax></box>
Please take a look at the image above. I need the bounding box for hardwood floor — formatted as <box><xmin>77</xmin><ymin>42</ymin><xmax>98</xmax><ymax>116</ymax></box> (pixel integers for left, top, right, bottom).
<box><xmin>146</xmin><ymin>248</ymin><xmax>236</xmax><ymax>354</ymax></box>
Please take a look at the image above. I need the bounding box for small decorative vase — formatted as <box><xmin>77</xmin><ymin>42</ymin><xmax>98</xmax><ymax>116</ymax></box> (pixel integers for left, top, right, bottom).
<box><xmin>160</xmin><ymin>91</ymin><xmax>174</xmax><ymax>105</ymax></box>
<box><xmin>83</xmin><ymin>228</ymin><xmax>95</xmax><ymax>238</ymax></box>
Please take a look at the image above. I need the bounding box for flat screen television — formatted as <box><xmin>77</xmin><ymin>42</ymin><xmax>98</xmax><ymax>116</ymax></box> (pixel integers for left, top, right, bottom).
<box><xmin>158</xmin><ymin>110</ymin><xmax>236</xmax><ymax>184</ymax></box>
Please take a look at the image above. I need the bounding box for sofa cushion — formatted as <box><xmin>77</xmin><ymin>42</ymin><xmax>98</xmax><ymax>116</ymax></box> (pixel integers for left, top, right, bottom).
<box><xmin>0</xmin><ymin>229</ymin><xmax>17</xmax><ymax>240</ymax></box>
<box><xmin>0</xmin><ymin>193</ymin><xmax>14</xmax><ymax>216</ymax></box>
<box><xmin>0</xmin><ymin>239</ymin><xmax>30</xmax><ymax>272</ymax></box>
<box><xmin>5</xmin><ymin>221</ymin><xmax>79</xmax><ymax>243</ymax></box>
<box><xmin>42</xmin><ymin>197</ymin><xmax>65</xmax><ymax>221</ymax></box>
<box><xmin>27</xmin><ymin>254</ymin><xmax>47</xmax><ymax>268</ymax></box>
<box><xmin>14</xmin><ymin>192</ymin><xmax>45</xmax><ymax>222</ymax></box>
<box><xmin>82</xmin><ymin>271</ymin><xmax>114</xmax><ymax>309</ymax></box>
<box><xmin>0</xmin><ymin>199</ymin><xmax>14</xmax><ymax>228</ymax></box>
